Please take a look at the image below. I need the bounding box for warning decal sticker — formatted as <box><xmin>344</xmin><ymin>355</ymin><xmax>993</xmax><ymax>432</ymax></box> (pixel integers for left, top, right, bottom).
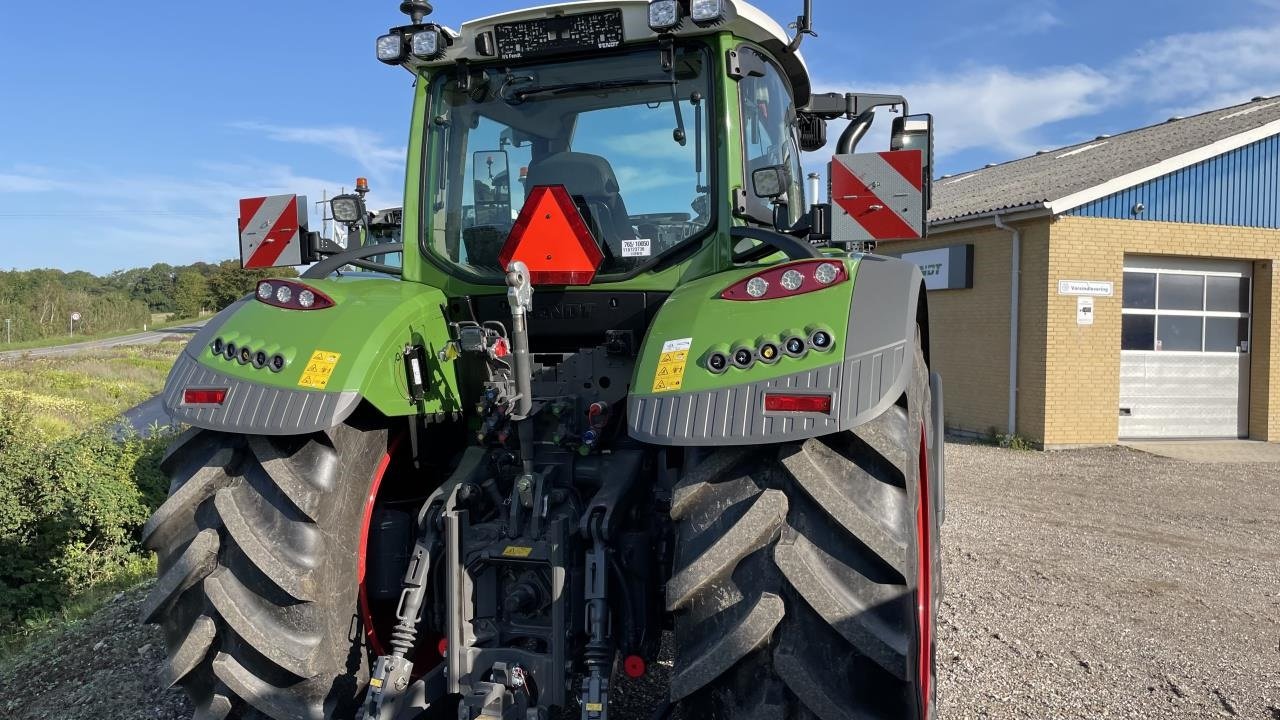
<box><xmin>652</xmin><ymin>338</ymin><xmax>692</xmax><ymax>393</ymax></box>
<box><xmin>297</xmin><ymin>350</ymin><xmax>342</xmax><ymax>390</ymax></box>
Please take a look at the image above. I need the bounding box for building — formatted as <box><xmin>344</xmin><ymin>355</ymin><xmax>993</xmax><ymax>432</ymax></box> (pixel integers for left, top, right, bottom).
<box><xmin>891</xmin><ymin>96</ymin><xmax>1280</xmax><ymax>448</ymax></box>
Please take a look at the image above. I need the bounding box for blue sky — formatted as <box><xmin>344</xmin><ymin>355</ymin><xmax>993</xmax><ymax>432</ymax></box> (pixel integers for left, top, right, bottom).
<box><xmin>1</xmin><ymin>0</ymin><xmax>1276</xmax><ymax>274</ymax></box>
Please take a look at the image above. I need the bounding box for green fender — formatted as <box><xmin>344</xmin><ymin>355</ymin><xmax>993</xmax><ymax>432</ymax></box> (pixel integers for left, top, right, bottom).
<box><xmin>163</xmin><ymin>275</ymin><xmax>461</xmax><ymax>435</ymax></box>
<box><xmin>627</xmin><ymin>254</ymin><xmax>926</xmax><ymax>445</ymax></box>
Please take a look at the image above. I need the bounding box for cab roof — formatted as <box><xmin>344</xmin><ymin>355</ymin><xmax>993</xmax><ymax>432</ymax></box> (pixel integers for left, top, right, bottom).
<box><xmin>409</xmin><ymin>0</ymin><xmax>812</xmax><ymax>105</ymax></box>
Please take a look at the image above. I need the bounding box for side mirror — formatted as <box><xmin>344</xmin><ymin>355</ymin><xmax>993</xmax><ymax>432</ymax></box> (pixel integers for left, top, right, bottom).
<box><xmin>892</xmin><ymin>113</ymin><xmax>934</xmax><ymax>210</ymax></box>
<box><xmin>330</xmin><ymin>193</ymin><xmax>365</xmax><ymax>224</ymax></box>
<box><xmin>473</xmin><ymin>150</ymin><xmax>512</xmax><ymax>226</ymax></box>
<box><xmin>751</xmin><ymin>165</ymin><xmax>789</xmax><ymax>199</ymax></box>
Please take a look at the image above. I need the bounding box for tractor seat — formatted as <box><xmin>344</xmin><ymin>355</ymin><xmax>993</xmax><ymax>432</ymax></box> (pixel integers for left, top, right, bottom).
<box><xmin>524</xmin><ymin>152</ymin><xmax>636</xmax><ymax>250</ymax></box>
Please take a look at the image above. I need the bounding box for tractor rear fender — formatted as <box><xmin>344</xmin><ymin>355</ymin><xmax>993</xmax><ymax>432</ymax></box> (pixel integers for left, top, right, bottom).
<box><xmin>162</xmin><ymin>277</ymin><xmax>460</xmax><ymax>435</ymax></box>
<box><xmin>628</xmin><ymin>254</ymin><xmax>927</xmax><ymax>446</ymax></box>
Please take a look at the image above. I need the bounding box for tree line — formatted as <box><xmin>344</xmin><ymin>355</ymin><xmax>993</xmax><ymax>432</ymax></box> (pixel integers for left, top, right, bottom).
<box><xmin>0</xmin><ymin>261</ymin><xmax>296</xmax><ymax>344</ymax></box>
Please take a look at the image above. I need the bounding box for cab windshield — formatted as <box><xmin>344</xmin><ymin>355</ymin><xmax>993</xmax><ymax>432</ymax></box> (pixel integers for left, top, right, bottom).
<box><xmin>424</xmin><ymin>44</ymin><xmax>713</xmax><ymax>280</ymax></box>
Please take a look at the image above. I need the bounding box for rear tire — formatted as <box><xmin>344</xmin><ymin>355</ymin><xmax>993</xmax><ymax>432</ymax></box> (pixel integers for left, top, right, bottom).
<box><xmin>668</xmin><ymin>338</ymin><xmax>939</xmax><ymax>720</ymax></box>
<box><xmin>141</xmin><ymin>422</ymin><xmax>388</xmax><ymax>720</ymax></box>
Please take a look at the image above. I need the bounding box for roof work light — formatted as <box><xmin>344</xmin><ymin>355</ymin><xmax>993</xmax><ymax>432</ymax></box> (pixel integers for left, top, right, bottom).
<box><xmin>410</xmin><ymin>27</ymin><xmax>446</xmax><ymax>59</ymax></box>
<box><xmin>690</xmin><ymin>0</ymin><xmax>726</xmax><ymax>24</ymax></box>
<box><xmin>376</xmin><ymin>33</ymin><xmax>406</xmax><ymax>64</ymax></box>
<box><xmin>648</xmin><ymin>0</ymin><xmax>682</xmax><ymax>31</ymax></box>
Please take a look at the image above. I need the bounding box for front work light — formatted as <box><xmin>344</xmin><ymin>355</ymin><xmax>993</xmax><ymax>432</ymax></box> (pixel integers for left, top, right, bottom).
<box><xmin>331</xmin><ymin>194</ymin><xmax>364</xmax><ymax>224</ymax></box>
<box><xmin>690</xmin><ymin>0</ymin><xmax>726</xmax><ymax>24</ymax></box>
<box><xmin>648</xmin><ymin>0</ymin><xmax>682</xmax><ymax>31</ymax></box>
<box><xmin>376</xmin><ymin>33</ymin><xmax>405</xmax><ymax>64</ymax></box>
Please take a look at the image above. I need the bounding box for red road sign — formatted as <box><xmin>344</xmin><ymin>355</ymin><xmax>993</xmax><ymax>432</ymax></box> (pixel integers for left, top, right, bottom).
<box><xmin>830</xmin><ymin>150</ymin><xmax>925</xmax><ymax>242</ymax></box>
<box><xmin>499</xmin><ymin>186</ymin><xmax>604</xmax><ymax>285</ymax></box>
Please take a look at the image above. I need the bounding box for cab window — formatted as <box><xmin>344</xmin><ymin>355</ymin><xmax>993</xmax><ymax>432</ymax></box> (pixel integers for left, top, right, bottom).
<box><xmin>739</xmin><ymin>50</ymin><xmax>805</xmax><ymax>224</ymax></box>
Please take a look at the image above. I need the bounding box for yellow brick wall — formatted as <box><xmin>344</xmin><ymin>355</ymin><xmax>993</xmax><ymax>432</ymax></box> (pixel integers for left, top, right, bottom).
<box><xmin>887</xmin><ymin>218</ymin><xmax>1050</xmax><ymax>439</ymax></box>
<box><xmin>1046</xmin><ymin>216</ymin><xmax>1280</xmax><ymax>444</ymax></box>
<box><xmin>893</xmin><ymin>215</ymin><xmax>1280</xmax><ymax>446</ymax></box>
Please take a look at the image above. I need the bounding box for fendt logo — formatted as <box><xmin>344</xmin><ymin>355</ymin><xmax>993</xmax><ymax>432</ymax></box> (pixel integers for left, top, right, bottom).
<box><xmin>531</xmin><ymin>303</ymin><xmax>597</xmax><ymax>321</ymax></box>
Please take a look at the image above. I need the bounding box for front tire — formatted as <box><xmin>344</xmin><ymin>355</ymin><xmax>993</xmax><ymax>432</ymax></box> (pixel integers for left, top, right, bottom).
<box><xmin>668</xmin><ymin>339</ymin><xmax>939</xmax><ymax>720</ymax></box>
<box><xmin>141</xmin><ymin>422</ymin><xmax>388</xmax><ymax>720</ymax></box>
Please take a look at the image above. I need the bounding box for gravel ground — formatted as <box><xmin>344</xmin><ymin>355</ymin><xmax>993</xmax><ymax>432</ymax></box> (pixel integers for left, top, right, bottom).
<box><xmin>3</xmin><ymin>442</ymin><xmax>1277</xmax><ymax>719</ymax></box>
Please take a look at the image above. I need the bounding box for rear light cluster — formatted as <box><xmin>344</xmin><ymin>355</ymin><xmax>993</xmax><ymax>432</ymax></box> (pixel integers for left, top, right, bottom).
<box><xmin>256</xmin><ymin>280</ymin><xmax>334</xmax><ymax>310</ymax></box>
<box><xmin>210</xmin><ymin>337</ymin><xmax>287</xmax><ymax>373</ymax></box>
<box><xmin>703</xmin><ymin>326</ymin><xmax>836</xmax><ymax>374</ymax></box>
<box><xmin>720</xmin><ymin>260</ymin><xmax>849</xmax><ymax>301</ymax></box>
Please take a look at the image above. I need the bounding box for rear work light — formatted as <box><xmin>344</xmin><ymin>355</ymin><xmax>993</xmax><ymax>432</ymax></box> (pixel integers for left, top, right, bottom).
<box><xmin>764</xmin><ymin>393</ymin><xmax>833</xmax><ymax>414</ymax></box>
<box><xmin>721</xmin><ymin>260</ymin><xmax>849</xmax><ymax>301</ymax></box>
<box><xmin>184</xmin><ymin>388</ymin><xmax>228</xmax><ymax>405</ymax></box>
<box><xmin>256</xmin><ymin>280</ymin><xmax>335</xmax><ymax>310</ymax></box>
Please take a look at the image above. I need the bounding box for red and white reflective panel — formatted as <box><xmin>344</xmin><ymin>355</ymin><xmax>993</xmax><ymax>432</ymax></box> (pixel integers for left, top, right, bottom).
<box><xmin>498</xmin><ymin>185</ymin><xmax>604</xmax><ymax>285</ymax></box>
<box><xmin>239</xmin><ymin>194</ymin><xmax>307</xmax><ymax>269</ymax></box>
<box><xmin>830</xmin><ymin>150</ymin><xmax>924</xmax><ymax>242</ymax></box>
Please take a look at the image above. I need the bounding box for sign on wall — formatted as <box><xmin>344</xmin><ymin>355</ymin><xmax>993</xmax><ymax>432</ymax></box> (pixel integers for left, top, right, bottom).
<box><xmin>1077</xmin><ymin>297</ymin><xmax>1094</xmax><ymax>325</ymax></box>
<box><xmin>1058</xmin><ymin>280</ymin><xmax>1114</xmax><ymax>296</ymax></box>
<box><xmin>896</xmin><ymin>244</ymin><xmax>974</xmax><ymax>291</ymax></box>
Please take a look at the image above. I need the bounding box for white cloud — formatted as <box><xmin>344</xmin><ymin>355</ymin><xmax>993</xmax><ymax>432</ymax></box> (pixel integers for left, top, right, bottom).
<box><xmin>820</xmin><ymin>20</ymin><xmax>1280</xmax><ymax>164</ymax></box>
<box><xmin>985</xmin><ymin>1</ymin><xmax>1062</xmax><ymax>36</ymax></box>
<box><xmin>1116</xmin><ymin>24</ymin><xmax>1280</xmax><ymax>114</ymax></box>
<box><xmin>603</xmin><ymin>130</ymin><xmax>695</xmax><ymax>162</ymax></box>
<box><xmin>0</xmin><ymin>162</ymin><xmax>365</xmax><ymax>272</ymax></box>
<box><xmin>231</xmin><ymin>122</ymin><xmax>406</xmax><ymax>182</ymax></box>
<box><xmin>896</xmin><ymin>66</ymin><xmax>1108</xmax><ymax>156</ymax></box>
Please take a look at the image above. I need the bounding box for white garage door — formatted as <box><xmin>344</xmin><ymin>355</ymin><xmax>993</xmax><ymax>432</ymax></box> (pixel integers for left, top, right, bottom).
<box><xmin>1119</xmin><ymin>257</ymin><xmax>1251</xmax><ymax>439</ymax></box>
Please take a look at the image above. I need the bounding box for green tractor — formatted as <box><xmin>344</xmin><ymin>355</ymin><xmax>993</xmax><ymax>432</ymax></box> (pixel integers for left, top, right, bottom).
<box><xmin>143</xmin><ymin>1</ymin><xmax>945</xmax><ymax>719</ymax></box>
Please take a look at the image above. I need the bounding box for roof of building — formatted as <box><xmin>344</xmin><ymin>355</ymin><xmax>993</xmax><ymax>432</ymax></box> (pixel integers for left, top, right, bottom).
<box><xmin>930</xmin><ymin>96</ymin><xmax>1280</xmax><ymax>224</ymax></box>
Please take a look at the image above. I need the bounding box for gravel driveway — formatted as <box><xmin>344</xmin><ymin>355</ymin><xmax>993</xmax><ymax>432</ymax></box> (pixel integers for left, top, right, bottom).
<box><xmin>4</xmin><ymin>442</ymin><xmax>1277</xmax><ymax>719</ymax></box>
<box><xmin>937</xmin><ymin>442</ymin><xmax>1280</xmax><ymax>719</ymax></box>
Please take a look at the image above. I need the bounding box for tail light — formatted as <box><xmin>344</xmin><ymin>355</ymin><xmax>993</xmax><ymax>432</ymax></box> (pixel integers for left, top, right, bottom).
<box><xmin>184</xmin><ymin>388</ymin><xmax>228</xmax><ymax>405</ymax></box>
<box><xmin>721</xmin><ymin>260</ymin><xmax>849</xmax><ymax>301</ymax></box>
<box><xmin>764</xmin><ymin>393</ymin><xmax>833</xmax><ymax>414</ymax></box>
<box><xmin>256</xmin><ymin>280</ymin><xmax>335</xmax><ymax>310</ymax></box>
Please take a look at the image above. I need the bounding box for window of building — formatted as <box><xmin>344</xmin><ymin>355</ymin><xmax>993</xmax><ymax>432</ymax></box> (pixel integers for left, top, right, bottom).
<box><xmin>1121</xmin><ymin>267</ymin><xmax>1251</xmax><ymax>353</ymax></box>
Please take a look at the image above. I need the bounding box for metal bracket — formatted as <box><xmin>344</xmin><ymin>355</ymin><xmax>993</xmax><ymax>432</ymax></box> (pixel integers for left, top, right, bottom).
<box><xmin>725</xmin><ymin>45</ymin><xmax>767</xmax><ymax>81</ymax></box>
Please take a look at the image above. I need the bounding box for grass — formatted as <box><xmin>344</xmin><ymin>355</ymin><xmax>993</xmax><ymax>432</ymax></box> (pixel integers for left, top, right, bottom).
<box><xmin>0</xmin><ymin>342</ymin><xmax>185</xmax><ymax>438</ymax></box>
<box><xmin>0</xmin><ymin>557</ymin><xmax>156</xmax><ymax>669</ymax></box>
<box><xmin>0</xmin><ymin>315</ymin><xmax>200</xmax><ymax>353</ymax></box>
<box><xmin>0</xmin><ymin>342</ymin><xmax>182</xmax><ymax>665</ymax></box>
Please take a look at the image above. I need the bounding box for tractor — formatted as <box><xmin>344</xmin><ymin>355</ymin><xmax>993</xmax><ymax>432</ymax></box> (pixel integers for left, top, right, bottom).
<box><xmin>143</xmin><ymin>2</ymin><xmax>945</xmax><ymax>719</ymax></box>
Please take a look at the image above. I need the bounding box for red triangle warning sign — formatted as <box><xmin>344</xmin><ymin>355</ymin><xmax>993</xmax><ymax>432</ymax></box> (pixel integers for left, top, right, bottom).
<box><xmin>499</xmin><ymin>185</ymin><xmax>604</xmax><ymax>285</ymax></box>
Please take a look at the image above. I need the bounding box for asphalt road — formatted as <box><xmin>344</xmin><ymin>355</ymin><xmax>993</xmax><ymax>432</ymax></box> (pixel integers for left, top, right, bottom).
<box><xmin>0</xmin><ymin>322</ymin><xmax>205</xmax><ymax>361</ymax></box>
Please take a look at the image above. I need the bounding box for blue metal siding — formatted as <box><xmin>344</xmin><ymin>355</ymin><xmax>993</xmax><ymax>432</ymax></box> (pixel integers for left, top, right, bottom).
<box><xmin>1068</xmin><ymin>133</ymin><xmax>1280</xmax><ymax>227</ymax></box>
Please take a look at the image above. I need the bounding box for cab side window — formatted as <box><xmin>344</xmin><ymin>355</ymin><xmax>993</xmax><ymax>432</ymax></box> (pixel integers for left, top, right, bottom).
<box><xmin>739</xmin><ymin>52</ymin><xmax>805</xmax><ymax>224</ymax></box>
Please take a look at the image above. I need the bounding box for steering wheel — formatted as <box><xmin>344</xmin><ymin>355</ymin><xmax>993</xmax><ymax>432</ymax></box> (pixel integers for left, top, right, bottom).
<box><xmin>301</xmin><ymin>243</ymin><xmax>405</xmax><ymax>279</ymax></box>
<box><xmin>731</xmin><ymin>227</ymin><xmax>822</xmax><ymax>263</ymax></box>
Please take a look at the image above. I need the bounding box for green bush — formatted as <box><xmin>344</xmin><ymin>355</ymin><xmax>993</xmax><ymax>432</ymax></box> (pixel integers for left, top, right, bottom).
<box><xmin>0</xmin><ymin>398</ymin><xmax>168</xmax><ymax>632</ymax></box>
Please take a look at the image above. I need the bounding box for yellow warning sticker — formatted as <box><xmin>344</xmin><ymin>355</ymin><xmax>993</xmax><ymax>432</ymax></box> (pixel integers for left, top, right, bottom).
<box><xmin>652</xmin><ymin>337</ymin><xmax>692</xmax><ymax>393</ymax></box>
<box><xmin>586</xmin><ymin>704</ymin><xmax>604</xmax><ymax>713</ymax></box>
<box><xmin>297</xmin><ymin>350</ymin><xmax>342</xmax><ymax>390</ymax></box>
<box><xmin>502</xmin><ymin>546</ymin><xmax>534</xmax><ymax>558</ymax></box>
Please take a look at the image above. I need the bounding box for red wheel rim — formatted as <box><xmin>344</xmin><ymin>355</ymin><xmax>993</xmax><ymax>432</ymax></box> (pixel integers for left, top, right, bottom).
<box><xmin>916</xmin><ymin>423</ymin><xmax>934</xmax><ymax>715</ymax></box>
<box><xmin>357</xmin><ymin>435</ymin><xmax>402</xmax><ymax>657</ymax></box>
